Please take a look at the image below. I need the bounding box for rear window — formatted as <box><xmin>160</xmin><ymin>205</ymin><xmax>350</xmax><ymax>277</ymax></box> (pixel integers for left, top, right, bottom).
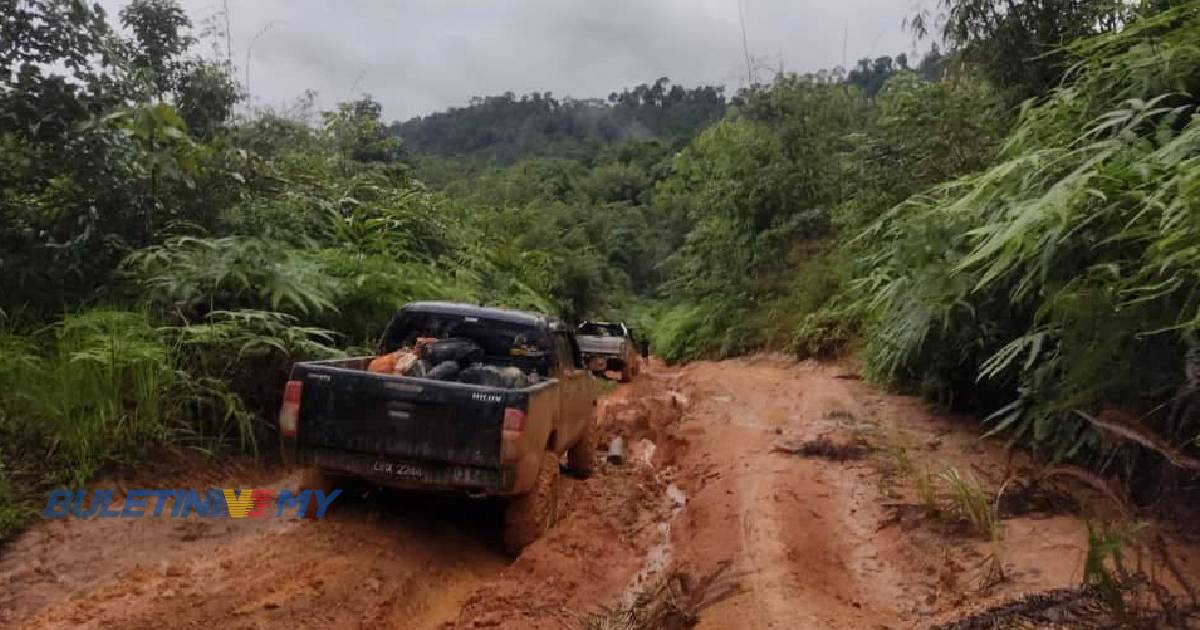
<box><xmin>379</xmin><ymin>310</ymin><xmax>553</xmax><ymax>371</ymax></box>
<box><xmin>578</xmin><ymin>322</ymin><xmax>624</xmax><ymax>337</ymax></box>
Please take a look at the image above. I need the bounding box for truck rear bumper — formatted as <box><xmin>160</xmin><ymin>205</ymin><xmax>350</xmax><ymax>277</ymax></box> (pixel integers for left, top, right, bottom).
<box><xmin>583</xmin><ymin>354</ymin><xmax>623</xmax><ymax>372</ymax></box>
<box><xmin>297</xmin><ymin>447</ymin><xmax>514</xmax><ymax>496</ymax></box>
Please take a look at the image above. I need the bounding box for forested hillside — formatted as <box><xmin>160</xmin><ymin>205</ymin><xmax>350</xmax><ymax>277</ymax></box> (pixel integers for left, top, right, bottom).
<box><xmin>391</xmin><ymin>80</ymin><xmax>728</xmax><ymax>163</ymax></box>
<box><xmin>3</xmin><ymin>0</ymin><xmax>1200</xmax><ymax>548</ymax></box>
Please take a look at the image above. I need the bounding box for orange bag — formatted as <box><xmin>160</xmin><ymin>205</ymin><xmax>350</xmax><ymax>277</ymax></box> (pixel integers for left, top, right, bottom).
<box><xmin>368</xmin><ymin>351</ymin><xmax>399</xmax><ymax>374</ymax></box>
<box><xmin>367</xmin><ymin>337</ymin><xmax>439</xmax><ymax>375</ymax></box>
<box><xmin>414</xmin><ymin>336</ymin><xmax>437</xmax><ymax>354</ymax></box>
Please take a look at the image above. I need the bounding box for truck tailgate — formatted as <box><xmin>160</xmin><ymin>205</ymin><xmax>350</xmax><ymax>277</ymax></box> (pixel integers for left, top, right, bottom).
<box><xmin>577</xmin><ymin>336</ymin><xmax>623</xmax><ymax>355</ymax></box>
<box><xmin>296</xmin><ymin>366</ymin><xmax>532</xmax><ymax>467</ymax></box>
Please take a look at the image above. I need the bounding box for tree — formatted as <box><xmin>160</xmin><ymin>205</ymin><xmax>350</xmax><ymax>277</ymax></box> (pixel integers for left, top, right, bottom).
<box><xmin>910</xmin><ymin>0</ymin><xmax>1142</xmax><ymax>99</ymax></box>
<box><xmin>120</xmin><ymin>0</ymin><xmax>193</xmax><ymax>101</ymax></box>
<box><xmin>847</xmin><ymin>55</ymin><xmax>898</xmax><ymax>98</ymax></box>
<box><xmin>0</xmin><ymin>0</ymin><xmax>121</xmax><ymax>142</ymax></box>
<box><xmin>323</xmin><ymin>95</ymin><xmax>404</xmax><ymax>165</ymax></box>
<box><xmin>175</xmin><ymin>60</ymin><xmax>240</xmax><ymax>138</ymax></box>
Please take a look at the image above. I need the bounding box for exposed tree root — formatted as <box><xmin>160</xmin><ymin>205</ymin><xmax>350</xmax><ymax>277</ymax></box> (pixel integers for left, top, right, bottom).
<box><xmin>771</xmin><ymin>436</ymin><xmax>868</xmax><ymax>461</ymax></box>
<box><xmin>582</xmin><ymin>562</ymin><xmax>745</xmax><ymax>630</ymax></box>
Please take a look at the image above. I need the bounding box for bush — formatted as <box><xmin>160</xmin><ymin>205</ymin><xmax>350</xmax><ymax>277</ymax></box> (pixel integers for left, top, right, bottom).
<box><xmin>0</xmin><ymin>311</ymin><xmax>179</xmax><ymax>480</ymax></box>
<box><xmin>854</xmin><ymin>3</ymin><xmax>1200</xmax><ymax>471</ymax></box>
<box><xmin>125</xmin><ymin>236</ymin><xmax>341</xmax><ymax>317</ymax></box>
<box><xmin>647</xmin><ymin>300</ymin><xmax>762</xmax><ymax>364</ymax></box>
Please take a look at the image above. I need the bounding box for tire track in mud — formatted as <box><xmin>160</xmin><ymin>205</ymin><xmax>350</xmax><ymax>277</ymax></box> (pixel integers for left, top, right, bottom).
<box><xmin>7</xmin><ymin>356</ymin><xmax>1200</xmax><ymax>629</ymax></box>
<box><xmin>0</xmin><ymin>372</ymin><xmax>680</xmax><ymax>630</ymax></box>
<box><xmin>586</xmin><ymin>355</ymin><xmax>1200</xmax><ymax>629</ymax></box>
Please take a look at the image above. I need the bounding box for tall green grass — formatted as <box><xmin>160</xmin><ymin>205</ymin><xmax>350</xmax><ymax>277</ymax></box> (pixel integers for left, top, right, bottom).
<box><xmin>636</xmin><ymin>247</ymin><xmax>854</xmax><ymax>363</ymax></box>
<box><xmin>0</xmin><ymin>311</ymin><xmax>177</xmax><ymax>480</ymax></box>
<box><xmin>0</xmin><ymin>306</ymin><xmax>335</xmax><ymax>543</ymax></box>
<box><xmin>855</xmin><ymin>3</ymin><xmax>1200</xmax><ymax>473</ymax></box>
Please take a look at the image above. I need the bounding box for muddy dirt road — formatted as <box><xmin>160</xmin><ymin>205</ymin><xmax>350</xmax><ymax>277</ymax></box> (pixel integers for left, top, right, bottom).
<box><xmin>3</xmin><ymin>356</ymin><xmax>1198</xmax><ymax>628</ymax></box>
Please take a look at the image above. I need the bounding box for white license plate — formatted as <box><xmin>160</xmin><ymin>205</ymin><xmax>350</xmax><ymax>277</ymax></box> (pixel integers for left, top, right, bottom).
<box><xmin>372</xmin><ymin>460</ymin><xmax>423</xmax><ymax>477</ymax></box>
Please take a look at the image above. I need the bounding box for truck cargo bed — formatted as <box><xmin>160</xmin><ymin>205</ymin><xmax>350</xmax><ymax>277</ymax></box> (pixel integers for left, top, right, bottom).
<box><xmin>292</xmin><ymin>358</ymin><xmax>556</xmax><ymax>469</ymax></box>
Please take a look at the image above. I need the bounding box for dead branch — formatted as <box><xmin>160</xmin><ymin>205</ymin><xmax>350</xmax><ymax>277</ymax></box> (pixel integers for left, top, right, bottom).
<box><xmin>1074</xmin><ymin>410</ymin><xmax>1200</xmax><ymax>471</ymax></box>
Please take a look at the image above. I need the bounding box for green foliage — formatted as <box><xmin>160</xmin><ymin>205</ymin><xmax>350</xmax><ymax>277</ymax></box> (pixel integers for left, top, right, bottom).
<box><xmin>911</xmin><ymin>0</ymin><xmax>1146</xmax><ymax>101</ymax></box>
<box><xmin>939</xmin><ymin>467</ymin><xmax>1001</xmax><ymax>541</ymax></box>
<box><xmin>121</xmin><ymin>0</ymin><xmax>194</xmax><ymax>100</ymax></box>
<box><xmin>126</xmin><ymin>235</ymin><xmax>341</xmax><ymax>316</ymax></box>
<box><xmin>0</xmin><ymin>310</ymin><xmax>176</xmax><ymax>481</ymax></box>
<box><xmin>646</xmin><ymin>301</ymin><xmax>762</xmax><ymax>364</ymax></box>
<box><xmin>175</xmin><ymin>60</ymin><xmax>240</xmax><ymax>138</ymax></box>
<box><xmin>1084</xmin><ymin>521</ymin><xmax>1145</xmax><ymax>609</ymax></box>
<box><xmin>323</xmin><ymin>95</ymin><xmax>405</xmax><ymax>165</ymax></box>
<box><xmin>857</xmin><ymin>2</ymin><xmax>1200</xmax><ymax>470</ymax></box>
<box><xmin>644</xmin><ymin>61</ymin><xmax>1004</xmax><ymax>363</ymax></box>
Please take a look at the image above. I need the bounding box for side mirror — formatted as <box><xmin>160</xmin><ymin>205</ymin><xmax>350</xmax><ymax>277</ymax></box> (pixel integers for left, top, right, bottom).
<box><xmin>639</xmin><ymin>339</ymin><xmax>650</xmax><ymax>359</ymax></box>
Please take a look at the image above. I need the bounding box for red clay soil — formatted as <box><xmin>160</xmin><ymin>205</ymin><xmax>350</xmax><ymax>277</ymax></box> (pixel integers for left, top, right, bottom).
<box><xmin>3</xmin><ymin>355</ymin><xmax>1199</xmax><ymax>629</ymax></box>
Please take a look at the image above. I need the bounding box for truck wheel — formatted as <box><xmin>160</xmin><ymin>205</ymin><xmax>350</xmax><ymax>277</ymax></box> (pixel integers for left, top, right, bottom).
<box><xmin>567</xmin><ymin>416</ymin><xmax>598</xmax><ymax>479</ymax></box>
<box><xmin>503</xmin><ymin>452</ymin><xmax>560</xmax><ymax>556</ymax></box>
<box><xmin>619</xmin><ymin>363</ymin><xmax>632</xmax><ymax>382</ymax></box>
<box><xmin>299</xmin><ymin>468</ymin><xmax>346</xmax><ymax>520</ymax></box>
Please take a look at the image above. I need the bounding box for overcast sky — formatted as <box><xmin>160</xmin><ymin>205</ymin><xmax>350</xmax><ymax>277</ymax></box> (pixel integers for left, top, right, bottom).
<box><xmin>96</xmin><ymin>0</ymin><xmax>920</xmax><ymax>122</ymax></box>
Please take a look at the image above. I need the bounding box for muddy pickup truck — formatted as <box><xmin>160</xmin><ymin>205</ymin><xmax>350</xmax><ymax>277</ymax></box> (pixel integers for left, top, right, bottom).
<box><xmin>279</xmin><ymin>302</ymin><xmax>598</xmax><ymax>553</ymax></box>
<box><xmin>576</xmin><ymin>321</ymin><xmax>646</xmax><ymax>382</ymax></box>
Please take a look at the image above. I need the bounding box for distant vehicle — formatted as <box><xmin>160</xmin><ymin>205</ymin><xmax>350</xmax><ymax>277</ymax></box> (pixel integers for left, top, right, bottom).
<box><xmin>575</xmin><ymin>321</ymin><xmax>646</xmax><ymax>382</ymax></box>
<box><xmin>280</xmin><ymin>302</ymin><xmax>598</xmax><ymax>554</ymax></box>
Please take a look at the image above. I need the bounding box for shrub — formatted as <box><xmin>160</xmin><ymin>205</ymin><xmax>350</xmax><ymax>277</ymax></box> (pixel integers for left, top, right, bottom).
<box><xmin>855</xmin><ymin>3</ymin><xmax>1200</xmax><ymax>472</ymax></box>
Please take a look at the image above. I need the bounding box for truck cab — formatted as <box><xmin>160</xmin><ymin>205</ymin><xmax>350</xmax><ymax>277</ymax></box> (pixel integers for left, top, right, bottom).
<box><xmin>575</xmin><ymin>320</ymin><xmax>645</xmax><ymax>382</ymax></box>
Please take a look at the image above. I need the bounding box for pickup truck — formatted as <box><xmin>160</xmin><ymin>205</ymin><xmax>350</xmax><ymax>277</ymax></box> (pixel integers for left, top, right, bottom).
<box><xmin>279</xmin><ymin>302</ymin><xmax>598</xmax><ymax>554</ymax></box>
<box><xmin>576</xmin><ymin>321</ymin><xmax>646</xmax><ymax>382</ymax></box>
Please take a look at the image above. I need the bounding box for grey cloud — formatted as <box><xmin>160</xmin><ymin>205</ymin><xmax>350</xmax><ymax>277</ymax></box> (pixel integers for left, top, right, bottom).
<box><xmin>97</xmin><ymin>0</ymin><xmax>916</xmax><ymax>121</ymax></box>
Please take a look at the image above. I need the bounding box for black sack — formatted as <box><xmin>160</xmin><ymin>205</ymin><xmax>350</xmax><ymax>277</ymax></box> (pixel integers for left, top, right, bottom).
<box><xmin>458</xmin><ymin>364</ymin><xmax>504</xmax><ymax>387</ymax></box>
<box><xmin>426</xmin><ymin>360</ymin><xmax>461</xmax><ymax>381</ymax></box>
<box><xmin>421</xmin><ymin>337</ymin><xmax>484</xmax><ymax>367</ymax></box>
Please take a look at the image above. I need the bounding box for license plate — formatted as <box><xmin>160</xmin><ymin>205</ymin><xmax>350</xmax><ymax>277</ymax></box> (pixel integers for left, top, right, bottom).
<box><xmin>371</xmin><ymin>460</ymin><xmax>423</xmax><ymax>478</ymax></box>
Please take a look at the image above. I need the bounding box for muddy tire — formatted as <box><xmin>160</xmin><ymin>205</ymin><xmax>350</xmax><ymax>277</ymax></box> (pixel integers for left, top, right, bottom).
<box><xmin>567</xmin><ymin>415</ymin><xmax>598</xmax><ymax>479</ymax></box>
<box><xmin>503</xmin><ymin>452</ymin><xmax>560</xmax><ymax>555</ymax></box>
<box><xmin>619</xmin><ymin>363</ymin><xmax>632</xmax><ymax>382</ymax></box>
<box><xmin>299</xmin><ymin>468</ymin><xmax>345</xmax><ymax>519</ymax></box>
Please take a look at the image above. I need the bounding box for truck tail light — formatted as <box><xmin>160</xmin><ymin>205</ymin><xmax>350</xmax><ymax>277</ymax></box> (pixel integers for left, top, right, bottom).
<box><xmin>279</xmin><ymin>380</ymin><xmax>303</xmax><ymax>437</ymax></box>
<box><xmin>503</xmin><ymin>407</ymin><xmax>527</xmax><ymax>432</ymax></box>
<box><xmin>501</xmin><ymin>407</ymin><xmax>526</xmax><ymax>464</ymax></box>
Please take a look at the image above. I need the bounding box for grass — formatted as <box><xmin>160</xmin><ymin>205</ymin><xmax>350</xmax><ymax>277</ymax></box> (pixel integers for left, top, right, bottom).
<box><xmin>939</xmin><ymin>467</ymin><xmax>1001</xmax><ymax>540</ymax></box>
<box><xmin>2</xmin><ymin>311</ymin><xmax>184</xmax><ymax>480</ymax></box>
<box><xmin>595</xmin><ymin>378</ymin><xmax>618</xmax><ymax>396</ymax></box>
<box><xmin>0</xmin><ymin>306</ymin><xmax>322</xmax><ymax>545</ymax></box>
<box><xmin>876</xmin><ymin>442</ymin><xmax>913</xmax><ymax>499</ymax></box>
<box><xmin>1083</xmin><ymin>521</ymin><xmax>1146</xmax><ymax>611</ymax></box>
<box><xmin>878</xmin><ymin>443</ymin><xmax>1008</xmax><ymax>580</ymax></box>
<box><xmin>914</xmin><ymin>466</ymin><xmax>940</xmax><ymax>515</ymax></box>
<box><xmin>0</xmin><ymin>461</ymin><xmax>36</xmax><ymax>544</ymax></box>
<box><xmin>939</xmin><ymin>466</ymin><xmax>1006</xmax><ymax>582</ymax></box>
